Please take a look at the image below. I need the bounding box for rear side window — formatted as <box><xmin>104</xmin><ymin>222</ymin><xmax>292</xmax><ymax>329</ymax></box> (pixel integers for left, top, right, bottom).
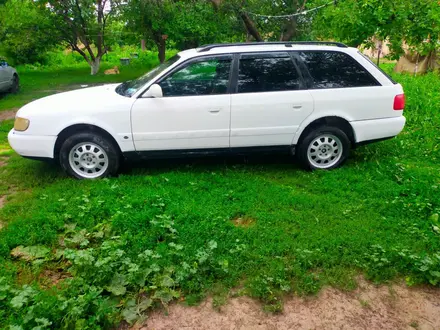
<box><xmin>298</xmin><ymin>51</ymin><xmax>380</xmax><ymax>89</ymax></box>
<box><xmin>237</xmin><ymin>54</ymin><xmax>301</xmax><ymax>93</ymax></box>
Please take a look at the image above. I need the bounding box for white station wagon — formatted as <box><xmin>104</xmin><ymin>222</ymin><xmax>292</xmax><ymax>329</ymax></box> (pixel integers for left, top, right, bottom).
<box><xmin>8</xmin><ymin>42</ymin><xmax>406</xmax><ymax>179</ymax></box>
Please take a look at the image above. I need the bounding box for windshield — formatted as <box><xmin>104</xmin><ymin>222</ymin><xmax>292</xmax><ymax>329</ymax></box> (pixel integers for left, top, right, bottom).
<box><xmin>116</xmin><ymin>55</ymin><xmax>181</xmax><ymax>97</ymax></box>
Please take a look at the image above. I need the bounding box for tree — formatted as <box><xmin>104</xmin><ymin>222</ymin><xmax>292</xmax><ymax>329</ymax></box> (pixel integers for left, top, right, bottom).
<box><xmin>123</xmin><ymin>0</ymin><xmax>239</xmax><ymax>63</ymax></box>
<box><xmin>123</xmin><ymin>0</ymin><xmax>174</xmax><ymax>63</ymax></box>
<box><xmin>0</xmin><ymin>0</ymin><xmax>59</xmax><ymax>64</ymax></box>
<box><xmin>41</xmin><ymin>0</ymin><xmax>119</xmax><ymax>74</ymax></box>
<box><xmin>172</xmin><ymin>0</ymin><xmax>241</xmax><ymax>49</ymax></box>
<box><xmin>313</xmin><ymin>0</ymin><xmax>440</xmax><ymax>57</ymax></box>
<box><xmin>210</xmin><ymin>0</ymin><xmax>328</xmax><ymax>42</ymax></box>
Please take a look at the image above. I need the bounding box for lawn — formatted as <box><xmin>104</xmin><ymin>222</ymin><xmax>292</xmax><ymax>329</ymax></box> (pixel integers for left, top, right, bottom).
<box><xmin>0</xmin><ymin>63</ymin><xmax>439</xmax><ymax>329</ymax></box>
<box><xmin>0</xmin><ymin>50</ymin><xmax>170</xmax><ymax>111</ymax></box>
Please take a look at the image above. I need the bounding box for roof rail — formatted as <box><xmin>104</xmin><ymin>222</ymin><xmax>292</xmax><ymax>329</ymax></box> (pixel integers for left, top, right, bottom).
<box><xmin>197</xmin><ymin>41</ymin><xmax>347</xmax><ymax>52</ymax></box>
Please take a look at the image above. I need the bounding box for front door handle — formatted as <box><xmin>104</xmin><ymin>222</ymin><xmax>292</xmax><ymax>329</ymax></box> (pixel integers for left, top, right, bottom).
<box><xmin>293</xmin><ymin>105</ymin><xmax>303</xmax><ymax>109</ymax></box>
<box><xmin>209</xmin><ymin>108</ymin><xmax>221</xmax><ymax>113</ymax></box>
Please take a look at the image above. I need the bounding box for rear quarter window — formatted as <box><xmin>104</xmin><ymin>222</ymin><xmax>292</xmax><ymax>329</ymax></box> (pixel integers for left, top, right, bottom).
<box><xmin>358</xmin><ymin>51</ymin><xmax>397</xmax><ymax>84</ymax></box>
<box><xmin>298</xmin><ymin>51</ymin><xmax>381</xmax><ymax>89</ymax></box>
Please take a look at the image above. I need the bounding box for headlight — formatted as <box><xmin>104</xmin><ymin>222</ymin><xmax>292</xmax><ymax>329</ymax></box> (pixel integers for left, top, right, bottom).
<box><xmin>14</xmin><ymin>117</ymin><xmax>30</xmax><ymax>131</ymax></box>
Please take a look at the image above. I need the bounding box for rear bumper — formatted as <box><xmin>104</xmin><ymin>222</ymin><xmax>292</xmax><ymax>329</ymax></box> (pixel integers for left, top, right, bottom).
<box><xmin>8</xmin><ymin>130</ymin><xmax>56</xmax><ymax>158</ymax></box>
<box><xmin>351</xmin><ymin>116</ymin><xmax>406</xmax><ymax>143</ymax></box>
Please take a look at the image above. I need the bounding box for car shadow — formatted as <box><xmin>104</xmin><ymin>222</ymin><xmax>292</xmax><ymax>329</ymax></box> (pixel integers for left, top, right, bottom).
<box><xmin>0</xmin><ymin>91</ymin><xmax>9</xmax><ymax>99</ymax></box>
<box><xmin>119</xmin><ymin>153</ymin><xmax>302</xmax><ymax>176</ymax></box>
<box><xmin>28</xmin><ymin>146</ymin><xmax>376</xmax><ymax>180</ymax></box>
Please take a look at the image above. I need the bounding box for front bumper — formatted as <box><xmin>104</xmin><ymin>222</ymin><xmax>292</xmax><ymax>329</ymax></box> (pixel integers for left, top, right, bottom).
<box><xmin>8</xmin><ymin>129</ymin><xmax>56</xmax><ymax>159</ymax></box>
<box><xmin>351</xmin><ymin>116</ymin><xmax>406</xmax><ymax>143</ymax></box>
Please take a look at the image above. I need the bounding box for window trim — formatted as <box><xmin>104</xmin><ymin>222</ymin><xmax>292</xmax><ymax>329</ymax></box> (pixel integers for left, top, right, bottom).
<box><xmin>294</xmin><ymin>50</ymin><xmax>382</xmax><ymax>90</ymax></box>
<box><xmin>230</xmin><ymin>53</ymin><xmax>240</xmax><ymax>94</ymax></box>
<box><xmin>234</xmin><ymin>51</ymin><xmax>307</xmax><ymax>94</ymax></box>
<box><xmin>145</xmin><ymin>54</ymin><xmax>234</xmax><ymax>98</ymax></box>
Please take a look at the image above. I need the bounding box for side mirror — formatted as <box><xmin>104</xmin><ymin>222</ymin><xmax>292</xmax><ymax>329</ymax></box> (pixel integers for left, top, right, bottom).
<box><xmin>144</xmin><ymin>84</ymin><xmax>163</xmax><ymax>98</ymax></box>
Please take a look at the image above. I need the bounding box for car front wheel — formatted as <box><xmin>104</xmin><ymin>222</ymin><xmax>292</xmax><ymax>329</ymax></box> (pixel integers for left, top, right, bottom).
<box><xmin>59</xmin><ymin>132</ymin><xmax>120</xmax><ymax>179</ymax></box>
<box><xmin>296</xmin><ymin>126</ymin><xmax>350</xmax><ymax>170</ymax></box>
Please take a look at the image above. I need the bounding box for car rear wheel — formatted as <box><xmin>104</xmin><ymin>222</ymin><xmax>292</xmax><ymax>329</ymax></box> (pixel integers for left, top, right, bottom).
<box><xmin>59</xmin><ymin>132</ymin><xmax>120</xmax><ymax>179</ymax></box>
<box><xmin>296</xmin><ymin>126</ymin><xmax>350</xmax><ymax>170</ymax></box>
<box><xmin>9</xmin><ymin>74</ymin><xmax>19</xmax><ymax>93</ymax></box>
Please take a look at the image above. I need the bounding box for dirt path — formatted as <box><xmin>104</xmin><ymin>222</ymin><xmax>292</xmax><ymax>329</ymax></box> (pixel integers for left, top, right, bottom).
<box><xmin>0</xmin><ymin>110</ymin><xmax>17</xmax><ymax>121</ymax></box>
<box><xmin>142</xmin><ymin>279</ymin><xmax>440</xmax><ymax>330</ymax></box>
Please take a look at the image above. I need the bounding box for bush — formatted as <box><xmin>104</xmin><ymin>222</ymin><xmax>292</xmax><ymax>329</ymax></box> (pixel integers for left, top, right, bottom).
<box><xmin>37</xmin><ymin>46</ymin><xmax>178</xmax><ymax>71</ymax></box>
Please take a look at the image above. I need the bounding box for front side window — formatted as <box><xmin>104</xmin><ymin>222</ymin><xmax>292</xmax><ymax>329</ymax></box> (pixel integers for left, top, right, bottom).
<box><xmin>237</xmin><ymin>54</ymin><xmax>301</xmax><ymax>93</ymax></box>
<box><xmin>298</xmin><ymin>51</ymin><xmax>380</xmax><ymax>89</ymax></box>
<box><xmin>159</xmin><ymin>58</ymin><xmax>232</xmax><ymax>97</ymax></box>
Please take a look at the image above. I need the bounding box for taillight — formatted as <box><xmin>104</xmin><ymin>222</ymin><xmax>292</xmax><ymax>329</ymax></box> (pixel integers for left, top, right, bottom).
<box><xmin>394</xmin><ymin>94</ymin><xmax>405</xmax><ymax>110</ymax></box>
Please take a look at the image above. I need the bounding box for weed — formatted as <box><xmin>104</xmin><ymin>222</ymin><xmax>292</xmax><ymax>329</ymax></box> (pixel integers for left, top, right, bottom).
<box><xmin>410</xmin><ymin>320</ymin><xmax>419</xmax><ymax>329</ymax></box>
<box><xmin>359</xmin><ymin>299</ymin><xmax>370</xmax><ymax>309</ymax></box>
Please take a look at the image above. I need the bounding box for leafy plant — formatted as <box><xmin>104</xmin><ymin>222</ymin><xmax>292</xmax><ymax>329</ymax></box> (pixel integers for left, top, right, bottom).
<box><xmin>0</xmin><ymin>63</ymin><xmax>439</xmax><ymax>328</ymax></box>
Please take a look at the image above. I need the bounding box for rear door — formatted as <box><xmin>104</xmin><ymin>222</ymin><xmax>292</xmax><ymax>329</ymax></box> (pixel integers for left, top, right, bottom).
<box><xmin>230</xmin><ymin>52</ymin><xmax>314</xmax><ymax>148</ymax></box>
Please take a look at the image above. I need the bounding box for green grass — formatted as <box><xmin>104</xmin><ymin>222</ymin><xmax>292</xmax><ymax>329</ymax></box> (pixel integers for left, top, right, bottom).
<box><xmin>0</xmin><ymin>66</ymin><xmax>145</xmax><ymax>111</ymax></box>
<box><xmin>0</xmin><ymin>50</ymin><xmax>175</xmax><ymax>111</ymax></box>
<box><xmin>0</xmin><ymin>65</ymin><xmax>439</xmax><ymax>328</ymax></box>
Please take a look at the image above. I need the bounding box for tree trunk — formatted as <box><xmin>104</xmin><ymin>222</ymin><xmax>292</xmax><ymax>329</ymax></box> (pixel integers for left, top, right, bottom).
<box><xmin>158</xmin><ymin>39</ymin><xmax>166</xmax><ymax>63</ymax></box>
<box><xmin>280</xmin><ymin>18</ymin><xmax>298</xmax><ymax>41</ymax></box>
<box><xmin>240</xmin><ymin>12</ymin><xmax>263</xmax><ymax>42</ymax></box>
<box><xmin>90</xmin><ymin>57</ymin><xmax>101</xmax><ymax>75</ymax></box>
<box><xmin>210</xmin><ymin>0</ymin><xmax>222</xmax><ymax>10</ymax></box>
<box><xmin>210</xmin><ymin>0</ymin><xmax>262</xmax><ymax>42</ymax></box>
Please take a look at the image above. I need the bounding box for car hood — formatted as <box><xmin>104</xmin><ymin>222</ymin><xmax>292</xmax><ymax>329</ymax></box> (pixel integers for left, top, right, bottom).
<box><xmin>17</xmin><ymin>84</ymin><xmax>127</xmax><ymax>117</ymax></box>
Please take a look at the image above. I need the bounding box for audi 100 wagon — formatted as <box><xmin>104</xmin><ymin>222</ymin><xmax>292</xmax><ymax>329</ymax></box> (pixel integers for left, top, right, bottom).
<box><xmin>8</xmin><ymin>42</ymin><xmax>406</xmax><ymax>179</ymax></box>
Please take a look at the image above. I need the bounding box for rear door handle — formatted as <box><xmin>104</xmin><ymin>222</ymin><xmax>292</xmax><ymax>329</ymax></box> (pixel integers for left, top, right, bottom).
<box><xmin>293</xmin><ymin>105</ymin><xmax>303</xmax><ymax>109</ymax></box>
<box><xmin>209</xmin><ymin>108</ymin><xmax>221</xmax><ymax>113</ymax></box>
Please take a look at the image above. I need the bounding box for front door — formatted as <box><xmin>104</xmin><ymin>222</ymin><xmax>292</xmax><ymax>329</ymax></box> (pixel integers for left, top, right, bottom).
<box><xmin>230</xmin><ymin>52</ymin><xmax>314</xmax><ymax>147</ymax></box>
<box><xmin>131</xmin><ymin>56</ymin><xmax>232</xmax><ymax>151</ymax></box>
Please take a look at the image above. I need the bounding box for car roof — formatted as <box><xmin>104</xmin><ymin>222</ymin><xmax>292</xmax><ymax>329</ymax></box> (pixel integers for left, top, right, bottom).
<box><xmin>178</xmin><ymin>42</ymin><xmax>358</xmax><ymax>59</ymax></box>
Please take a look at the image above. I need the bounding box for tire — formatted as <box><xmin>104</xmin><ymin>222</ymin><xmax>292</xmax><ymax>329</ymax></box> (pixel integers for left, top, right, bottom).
<box><xmin>296</xmin><ymin>125</ymin><xmax>350</xmax><ymax>170</ymax></box>
<box><xmin>9</xmin><ymin>74</ymin><xmax>19</xmax><ymax>94</ymax></box>
<box><xmin>59</xmin><ymin>132</ymin><xmax>120</xmax><ymax>179</ymax></box>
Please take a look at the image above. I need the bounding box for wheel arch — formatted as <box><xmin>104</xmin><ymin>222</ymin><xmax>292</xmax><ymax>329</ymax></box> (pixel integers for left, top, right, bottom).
<box><xmin>54</xmin><ymin>124</ymin><xmax>122</xmax><ymax>159</ymax></box>
<box><xmin>12</xmin><ymin>73</ymin><xmax>19</xmax><ymax>84</ymax></box>
<box><xmin>295</xmin><ymin>116</ymin><xmax>356</xmax><ymax>147</ymax></box>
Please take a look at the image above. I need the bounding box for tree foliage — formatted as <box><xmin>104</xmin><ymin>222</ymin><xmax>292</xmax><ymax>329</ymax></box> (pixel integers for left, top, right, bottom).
<box><xmin>212</xmin><ymin>0</ymin><xmax>329</xmax><ymax>42</ymax></box>
<box><xmin>0</xmin><ymin>0</ymin><xmax>58</xmax><ymax>64</ymax></box>
<box><xmin>1</xmin><ymin>0</ymin><xmax>439</xmax><ymax>69</ymax></box>
<box><xmin>123</xmin><ymin>0</ymin><xmax>240</xmax><ymax>63</ymax></box>
<box><xmin>313</xmin><ymin>0</ymin><xmax>440</xmax><ymax>56</ymax></box>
